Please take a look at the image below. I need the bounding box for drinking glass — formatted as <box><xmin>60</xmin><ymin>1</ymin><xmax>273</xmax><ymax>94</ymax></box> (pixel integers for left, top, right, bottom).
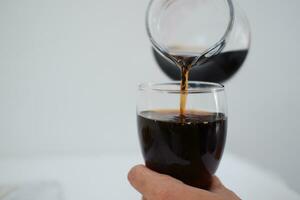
<box><xmin>137</xmin><ymin>82</ymin><xmax>227</xmax><ymax>189</ymax></box>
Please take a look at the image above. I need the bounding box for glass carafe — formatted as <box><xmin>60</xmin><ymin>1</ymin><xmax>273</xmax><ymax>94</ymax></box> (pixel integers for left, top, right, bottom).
<box><xmin>147</xmin><ymin>0</ymin><xmax>251</xmax><ymax>83</ymax></box>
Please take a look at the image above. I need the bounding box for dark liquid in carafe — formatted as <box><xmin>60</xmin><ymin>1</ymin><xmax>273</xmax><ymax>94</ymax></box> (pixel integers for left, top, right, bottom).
<box><xmin>154</xmin><ymin>49</ymin><xmax>248</xmax><ymax>83</ymax></box>
<box><xmin>137</xmin><ymin>110</ymin><xmax>227</xmax><ymax>189</ymax></box>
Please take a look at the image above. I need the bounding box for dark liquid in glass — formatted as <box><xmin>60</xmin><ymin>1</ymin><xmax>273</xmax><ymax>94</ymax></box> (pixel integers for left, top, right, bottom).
<box><xmin>137</xmin><ymin>109</ymin><xmax>227</xmax><ymax>189</ymax></box>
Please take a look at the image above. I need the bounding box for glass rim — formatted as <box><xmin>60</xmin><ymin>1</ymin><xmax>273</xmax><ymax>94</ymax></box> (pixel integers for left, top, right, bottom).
<box><xmin>138</xmin><ymin>81</ymin><xmax>225</xmax><ymax>94</ymax></box>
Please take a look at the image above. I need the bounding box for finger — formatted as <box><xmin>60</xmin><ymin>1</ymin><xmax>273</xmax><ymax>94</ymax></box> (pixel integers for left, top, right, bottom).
<box><xmin>128</xmin><ymin>165</ymin><xmax>181</xmax><ymax>198</ymax></box>
<box><xmin>210</xmin><ymin>176</ymin><xmax>225</xmax><ymax>191</ymax></box>
<box><xmin>210</xmin><ymin>176</ymin><xmax>241</xmax><ymax>200</ymax></box>
<box><xmin>128</xmin><ymin>165</ymin><xmax>216</xmax><ymax>200</ymax></box>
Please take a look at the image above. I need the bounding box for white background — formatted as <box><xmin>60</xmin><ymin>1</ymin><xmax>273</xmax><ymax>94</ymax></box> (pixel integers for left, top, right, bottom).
<box><xmin>0</xmin><ymin>0</ymin><xmax>299</xmax><ymax>195</ymax></box>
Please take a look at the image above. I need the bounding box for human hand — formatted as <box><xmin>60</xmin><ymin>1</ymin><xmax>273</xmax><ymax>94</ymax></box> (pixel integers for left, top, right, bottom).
<box><xmin>128</xmin><ymin>165</ymin><xmax>241</xmax><ymax>200</ymax></box>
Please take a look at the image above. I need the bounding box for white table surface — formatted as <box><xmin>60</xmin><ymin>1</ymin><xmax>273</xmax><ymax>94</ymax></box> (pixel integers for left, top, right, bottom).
<box><xmin>0</xmin><ymin>153</ymin><xmax>298</xmax><ymax>200</ymax></box>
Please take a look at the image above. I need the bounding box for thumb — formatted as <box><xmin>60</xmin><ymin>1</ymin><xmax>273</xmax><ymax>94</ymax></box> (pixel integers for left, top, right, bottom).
<box><xmin>128</xmin><ymin>165</ymin><xmax>217</xmax><ymax>200</ymax></box>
